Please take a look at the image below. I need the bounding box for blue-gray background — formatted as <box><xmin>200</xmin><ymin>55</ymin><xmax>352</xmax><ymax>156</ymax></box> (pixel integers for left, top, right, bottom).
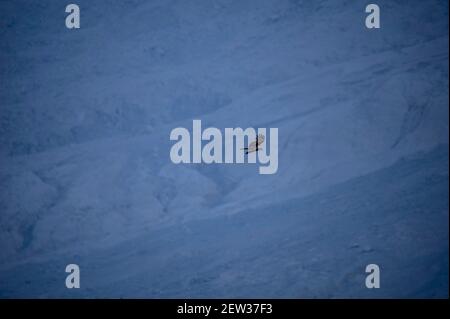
<box><xmin>0</xmin><ymin>0</ymin><xmax>448</xmax><ymax>298</ymax></box>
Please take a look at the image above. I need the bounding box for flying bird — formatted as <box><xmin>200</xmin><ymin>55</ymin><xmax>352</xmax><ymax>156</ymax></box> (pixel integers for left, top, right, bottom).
<box><xmin>242</xmin><ymin>133</ymin><xmax>265</xmax><ymax>154</ymax></box>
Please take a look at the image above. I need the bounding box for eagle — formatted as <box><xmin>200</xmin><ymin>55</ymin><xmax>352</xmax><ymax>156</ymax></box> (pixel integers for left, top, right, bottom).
<box><xmin>242</xmin><ymin>133</ymin><xmax>265</xmax><ymax>154</ymax></box>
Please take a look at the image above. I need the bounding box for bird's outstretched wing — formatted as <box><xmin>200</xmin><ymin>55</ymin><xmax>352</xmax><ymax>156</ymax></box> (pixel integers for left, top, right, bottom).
<box><xmin>243</xmin><ymin>134</ymin><xmax>265</xmax><ymax>154</ymax></box>
<box><xmin>256</xmin><ymin>134</ymin><xmax>265</xmax><ymax>146</ymax></box>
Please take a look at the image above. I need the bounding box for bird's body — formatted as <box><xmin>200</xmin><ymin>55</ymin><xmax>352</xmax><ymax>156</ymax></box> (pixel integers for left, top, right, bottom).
<box><xmin>242</xmin><ymin>134</ymin><xmax>265</xmax><ymax>154</ymax></box>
